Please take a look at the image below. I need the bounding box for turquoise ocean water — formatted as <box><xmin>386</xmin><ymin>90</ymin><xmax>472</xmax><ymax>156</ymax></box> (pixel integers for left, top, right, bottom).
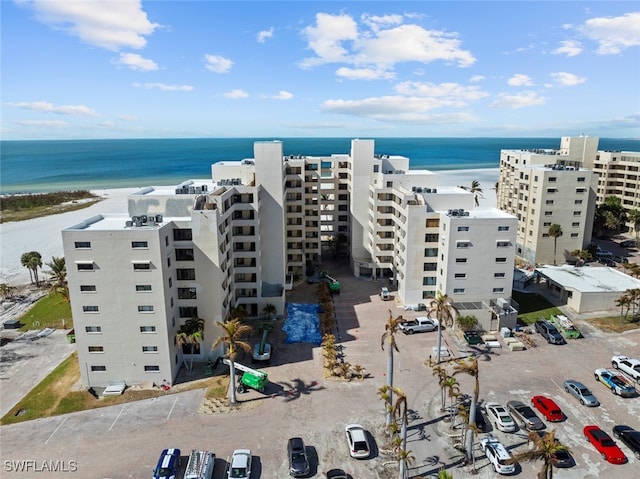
<box><xmin>1</xmin><ymin>137</ymin><xmax>638</xmax><ymax>194</ymax></box>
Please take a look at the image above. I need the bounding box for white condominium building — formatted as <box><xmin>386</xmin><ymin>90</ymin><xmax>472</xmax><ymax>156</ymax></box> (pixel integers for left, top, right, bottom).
<box><xmin>64</xmin><ymin>139</ymin><xmax>517</xmax><ymax>388</ymax></box>
<box><xmin>497</xmin><ymin>136</ymin><xmax>599</xmax><ymax>265</ymax></box>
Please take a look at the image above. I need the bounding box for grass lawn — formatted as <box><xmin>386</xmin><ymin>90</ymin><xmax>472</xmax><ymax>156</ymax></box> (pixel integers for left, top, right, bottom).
<box><xmin>1</xmin><ymin>351</ymin><xmax>231</xmax><ymax>425</ymax></box>
<box><xmin>18</xmin><ymin>292</ymin><xmax>72</xmax><ymax>330</ymax></box>
<box><xmin>586</xmin><ymin>316</ymin><xmax>640</xmax><ymax>333</ymax></box>
<box><xmin>512</xmin><ymin>290</ymin><xmax>563</xmax><ymax>325</ymax></box>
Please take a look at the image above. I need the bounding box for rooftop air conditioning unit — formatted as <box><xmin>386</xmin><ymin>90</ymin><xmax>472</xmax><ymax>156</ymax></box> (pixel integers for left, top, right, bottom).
<box><xmin>125</xmin><ymin>220</ymin><xmax>133</xmax><ymax>227</ymax></box>
<box><xmin>156</xmin><ymin>215</ymin><xmax>163</xmax><ymax>223</ymax></box>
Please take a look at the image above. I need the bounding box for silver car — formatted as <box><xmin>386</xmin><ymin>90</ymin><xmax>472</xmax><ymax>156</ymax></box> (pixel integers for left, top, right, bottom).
<box><xmin>563</xmin><ymin>379</ymin><xmax>600</xmax><ymax>406</ymax></box>
<box><xmin>506</xmin><ymin>400</ymin><xmax>545</xmax><ymax>430</ymax></box>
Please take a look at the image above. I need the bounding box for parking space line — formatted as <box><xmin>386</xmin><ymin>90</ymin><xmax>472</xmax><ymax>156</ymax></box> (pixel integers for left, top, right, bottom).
<box><xmin>167</xmin><ymin>396</ymin><xmax>178</xmax><ymax>420</ymax></box>
<box><xmin>45</xmin><ymin>417</ymin><xmax>67</xmax><ymax>444</ymax></box>
<box><xmin>108</xmin><ymin>406</ymin><xmax>125</xmax><ymax>431</ymax></box>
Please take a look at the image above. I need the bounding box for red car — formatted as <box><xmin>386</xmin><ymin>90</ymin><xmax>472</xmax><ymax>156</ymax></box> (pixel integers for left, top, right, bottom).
<box><xmin>584</xmin><ymin>425</ymin><xmax>627</xmax><ymax>464</ymax></box>
<box><xmin>531</xmin><ymin>395</ymin><xmax>563</xmax><ymax>422</ymax></box>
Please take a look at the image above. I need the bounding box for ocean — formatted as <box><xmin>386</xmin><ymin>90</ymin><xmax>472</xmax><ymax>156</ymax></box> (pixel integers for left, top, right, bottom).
<box><xmin>1</xmin><ymin>137</ymin><xmax>638</xmax><ymax>194</ymax></box>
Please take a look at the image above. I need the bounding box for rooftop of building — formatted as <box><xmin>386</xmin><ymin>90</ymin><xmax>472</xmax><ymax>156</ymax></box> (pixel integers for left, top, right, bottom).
<box><xmin>535</xmin><ymin>264</ymin><xmax>640</xmax><ymax>293</ymax></box>
<box><xmin>130</xmin><ymin>180</ymin><xmax>216</xmax><ymax>196</ymax></box>
<box><xmin>64</xmin><ymin>213</ymin><xmax>187</xmax><ymax>232</ymax></box>
<box><xmin>441</xmin><ymin>207</ymin><xmax>514</xmax><ymax>219</ymax></box>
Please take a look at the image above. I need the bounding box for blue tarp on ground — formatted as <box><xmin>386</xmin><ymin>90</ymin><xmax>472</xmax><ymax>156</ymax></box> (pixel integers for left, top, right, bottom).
<box><xmin>283</xmin><ymin>303</ymin><xmax>322</xmax><ymax>345</ymax></box>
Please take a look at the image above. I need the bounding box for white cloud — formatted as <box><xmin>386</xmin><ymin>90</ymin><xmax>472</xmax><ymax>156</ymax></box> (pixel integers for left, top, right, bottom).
<box><xmin>336</xmin><ymin>67</ymin><xmax>395</xmax><ymax>81</ymax></box>
<box><xmin>581</xmin><ymin>12</ymin><xmax>640</xmax><ymax>54</ymax></box>
<box><xmin>9</xmin><ymin>100</ymin><xmax>99</xmax><ymax>116</ymax></box>
<box><xmin>132</xmin><ymin>83</ymin><xmax>194</xmax><ymax>91</ymax></box>
<box><xmin>271</xmin><ymin>91</ymin><xmax>293</xmax><ymax>100</ymax></box>
<box><xmin>549</xmin><ymin>72</ymin><xmax>587</xmax><ymax>86</ymax></box>
<box><xmin>508</xmin><ymin>74</ymin><xmax>534</xmax><ymax>87</ymax></box>
<box><xmin>299</xmin><ymin>12</ymin><xmax>475</xmax><ymax>73</ymax></box>
<box><xmin>394</xmin><ymin>81</ymin><xmax>488</xmax><ymax>103</ymax></box>
<box><xmin>224</xmin><ymin>89</ymin><xmax>249</xmax><ymax>99</ymax></box>
<box><xmin>204</xmin><ymin>54</ymin><xmax>233</xmax><ymax>73</ymax></box>
<box><xmin>470</xmin><ymin>75</ymin><xmax>485</xmax><ymax>83</ymax></box>
<box><xmin>490</xmin><ymin>91</ymin><xmax>546</xmax><ymax>109</ymax></box>
<box><xmin>551</xmin><ymin>40</ymin><xmax>583</xmax><ymax>57</ymax></box>
<box><xmin>14</xmin><ymin>120</ymin><xmax>68</xmax><ymax>128</ymax></box>
<box><xmin>113</xmin><ymin>52</ymin><xmax>158</xmax><ymax>71</ymax></box>
<box><xmin>18</xmin><ymin>0</ymin><xmax>160</xmax><ymax>51</ymax></box>
<box><xmin>257</xmin><ymin>27</ymin><xmax>274</xmax><ymax>43</ymax></box>
<box><xmin>98</xmin><ymin>120</ymin><xmax>115</xmax><ymax>128</ymax></box>
<box><xmin>118</xmin><ymin>114</ymin><xmax>138</xmax><ymax>121</ymax></box>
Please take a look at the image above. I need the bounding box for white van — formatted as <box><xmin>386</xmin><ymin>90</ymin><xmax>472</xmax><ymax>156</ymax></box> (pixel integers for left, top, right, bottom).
<box><xmin>184</xmin><ymin>450</ymin><xmax>215</xmax><ymax>479</ymax></box>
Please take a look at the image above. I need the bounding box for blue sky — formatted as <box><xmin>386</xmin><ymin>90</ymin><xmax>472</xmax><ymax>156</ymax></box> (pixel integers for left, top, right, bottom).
<box><xmin>2</xmin><ymin>1</ymin><xmax>639</xmax><ymax>139</ymax></box>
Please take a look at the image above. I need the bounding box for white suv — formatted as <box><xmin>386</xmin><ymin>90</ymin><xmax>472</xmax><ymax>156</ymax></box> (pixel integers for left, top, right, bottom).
<box><xmin>481</xmin><ymin>436</ymin><xmax>515</xmax><ymax>474</ymax></box>
<box><xmin>380</xmin><ymin>287</ymin><xmax>391</xmax><ymax>301</ymax></box>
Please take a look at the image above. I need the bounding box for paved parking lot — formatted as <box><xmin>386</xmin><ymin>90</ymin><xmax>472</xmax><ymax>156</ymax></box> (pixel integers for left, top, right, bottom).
<box><xmin>1</xmin><ymin>261</ymin><xmax>639</xmax><ymax>478</ymax></box>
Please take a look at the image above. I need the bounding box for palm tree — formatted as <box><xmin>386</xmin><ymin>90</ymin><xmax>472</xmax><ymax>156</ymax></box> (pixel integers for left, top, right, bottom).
<box><xmin>0</xmin><ymin>283</ymin><xmax>16</xmax><ymax>300</ymax></box>
<box><xmin>228</xmin><ymin>305</ymin><xmax>248</xmax><ymax>322</ymax></box>
<box><xmin>453</xmin><ymin>357</ymin><xmax>479</xmax><ymax>466</ymax></box>
<box><xmin>628</xmin><ymin>209</ymin><xmax>640</xmax><ymax>245</ymax></box>
<box><xmin>213</xmin><ymin>318</ymin><xmax>253</xmax><ymax>404</ymax></box>
<box><xmin>429</xmin><ymin>363</ymin><xmax>450</xmax><ymax>411</ymax></box>
<box><xmin>455</xmin><ymin>315</ymin><xmax>478</xmax><ymax>331</ymax></box>
<box><xmin>548</xmin><ymin>224</ymin><xmax>563</xmax><ymax>265</ymax></box>
<box><xmin>428</xmin><ymin>292</ymin><xmax>458</xmax><ymax>363</ymax></box>
<box><xmin>262</xmin><ymin>303</ymin><xmax>277</xmax><ymax>320</ymax></box>
<box><xmin>381</xmin><ymin>310</ymin><xmax>403</xmax><ymax>427</ymax></box>
<box><xmin>45</xmin><ymin>256</ymin><xmax>68</xmax><ymax>300</ymax></box>
<box><xmin>459</xmin><ymin>180</ymin><xmax>484</xmax><ymax>207</ymax></box>
<box><xmin>390</xmin><ymin>386</ymin><xmax>410</xmax><ymax>479</ymax></box>
<box><xmin>21</xmin><ymin>251</ymin><xmax>42</xmax><ymax>286</ymax></box>
<box><xmin>509</xmin><ymin>429</ymin><xmax>569</xmax><ymax>479</ymax></box>
<box><xmin>177</xmin><ymin>315</ymin><xmax>205</xmax><ymax>371</ymax></box>
<box><xmin>570</xmin><ymin>249</ymin><xmax>591</xmax><ymax>267</ymax></box>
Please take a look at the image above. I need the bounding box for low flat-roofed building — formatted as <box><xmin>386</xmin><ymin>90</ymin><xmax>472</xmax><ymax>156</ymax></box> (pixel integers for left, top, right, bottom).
<box><xmin>535</xmin><ymin>264</ymin><xmax>640</xmax><ymax>313</ymax></box>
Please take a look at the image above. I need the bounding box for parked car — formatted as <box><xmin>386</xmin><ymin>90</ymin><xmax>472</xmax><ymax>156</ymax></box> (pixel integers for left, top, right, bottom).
<box><xmin>563</xmin><ymin>379</ymin><xmax>600</xmax><ymax>407</ymax></box>
<box><xmin>532</xmin><ymin>432</ymin><xmax>574</xmax><ymax>468</ymax></box>
<box><xmin>534</xmin><ymin>320</ymin><xmax>565</xmax><ymax>345</ymax></box>
<box><xmin>399</xmin><ymin>317</ymin><xmax>438</xmax><ymax>334</ymax></box>
<box><xmin>379</xmin><ymin>287</ymin><xmax>391</xmax><ymax>301</ymax></box>
<box><xmin>611</xmin><ymin>355</ymin><xmax>640</xmax><ymax>383</ymax></box>
<box><xmin>598</xmin><ymin>257</ymin><xmax>616</xmax><ymax>267</ymax></box>
<box><xmin>228</xmin><ymin>449</ymin><xmax>252</xmax><ymax>479</ymax></box>
<box><xmin>594</xmin><ymin>368</ymin><xmax>637</xmax><ymax>397</ymax></box>
<box><xmin>484</xmin><ymin>402</ymin><xmax>517</xmax><ymax>432</ymax></box>
<box><xmin>531</xmin><ymin>396</ymin><xmax>563</xmax><ymax>422</ymax></box>
<box><xmin>461</xmin><ymin>399</ymin><xmax>487</xmax><ymax>432</ymax></box>
<box><xmin>584</xmin><ymin>425</ymin><xmax>627</xmax><ymax>464</ymax></box>
<box><xmin>506</xmin><ymin>400</ymin><xmax>545</xmax><ymax>430</ymax></box>
<box><xmin>613</xmin><ymin>255</ymin><xmax>629</xmax><ymax>264</ymax></box>
<box><xmin>612</xmin><ymin>425</ymin><xmax>640</xmax><ymax>460</ymax></box>
<box><xmin>344</xmin><ymin>424</ymin><xmax>371</xmax><ymax>459</ymax></box>
<box><xmin>326</xmin><ymin>470</ymin><xmax>349</xmax><ymax>479</ymax></box>
<box><xmin>153</xmin><ymin>448</ymin><xmax>181</xmax><ymax>479</ymax></box>
<box><xmin>620</xmin><ymin>239</ymin><xmax>637</xmax><ymax>248</ymax></box>
<box><xmin>287</xmin><ymin>437</ymin><xmax>310</xmax><ymax>477</ymax></box>
<box><xmin>480</xmin><ymin>436</ymin><xmax>516</xmax><ymax>475</ymax></box>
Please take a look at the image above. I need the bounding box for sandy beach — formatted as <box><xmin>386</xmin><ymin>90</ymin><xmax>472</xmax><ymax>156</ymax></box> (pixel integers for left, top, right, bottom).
<box><xmin>0</xmin><ymin>168</ymin><xmax>498</xmax><ymax>287</ymax></box>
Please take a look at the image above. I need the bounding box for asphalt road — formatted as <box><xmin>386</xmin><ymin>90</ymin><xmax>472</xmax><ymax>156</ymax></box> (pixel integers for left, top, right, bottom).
<box><xmin>1</xmin><ymin>267</ymin><xmax>640</xmax><ymax>479</ymax></box>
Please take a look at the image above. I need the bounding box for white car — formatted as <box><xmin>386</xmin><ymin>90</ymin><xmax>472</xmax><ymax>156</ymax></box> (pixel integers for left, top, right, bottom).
<box><xmin>485</xmin><ymin>402</ymin><xmax>517</xmax><ymax>432</ymax></box>
<box><xmin>380</xmin><ymin>287</ymin><xmax>391</xmax><ymax>300</ymax></box>
<box><xmin>612</xmin><ymin>355</ymin><xmax>640</xmax><ymax>383</ymax></box>
<box><xmin>345</xmin><ymin>424</ymin><xmax>371</xmax><ymax>459</ymax></box>
<box><xmin>481</xmin><ymin>436</ymin><xmax>516</xmax><ymax>474</ymax></box>
<box><xmin>228</xmin><ymin>449</ymin><xmax>252</xmax><ymax>479</ymax></box>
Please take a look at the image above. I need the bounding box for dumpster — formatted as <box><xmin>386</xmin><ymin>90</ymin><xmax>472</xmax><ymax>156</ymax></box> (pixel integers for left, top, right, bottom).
<box><xmin>66</xmin><ymin>329</ymin><xmax>76</xmax><ymax>344</ymax></box>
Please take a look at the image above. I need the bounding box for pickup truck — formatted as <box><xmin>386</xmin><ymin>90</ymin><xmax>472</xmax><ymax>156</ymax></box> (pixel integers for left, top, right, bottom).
<box><xmin>399</xmin><ymin>317</ymin><xmax>438</xmax><ymax>334</ymax></box>
<box><xmin>594</xmin><ymin>368</ymin><xmax>637</xmax><ymax>397</ymax></box>
<box><xmin>612</xmin><ymin>355</ymin><xmax>640</xmax><ymax>383</ymax></box>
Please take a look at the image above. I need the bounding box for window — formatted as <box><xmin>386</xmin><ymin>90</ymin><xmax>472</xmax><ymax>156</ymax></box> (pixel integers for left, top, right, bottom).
<box><xmin>549</xmin><ymin>177</ymin><xmax>557</xmax><ymax>182</ymax></box>
<box><xmin>544</xmin><ymin>211</ymin><xmax>553</xmax><ymax>216</ymax></box>
<box><xmin>167</xmin><ymin>257</ymin><xmax>171</xmax><ymax>268</ymax></box>
<box><xmin>573</xmin><ymin>211</ymin><xmax>581</xmax><ymax>216</ymax></box>
<box><xmin>88</xmin><ymin>346</ymin><xmax>104</xmax><ymax>353</ymax></box>
<box><xmin>85</xmin><ymin>326</ymin><xmax>102</xmax><ymax>333</ymax></box>
<box><xmin>570</xmin><ymin>233</ymin><xmax>579</xmax><ymax>237</ymax></box>
<box><xmin>90</xmin><ymin>365</ymin><xmax>106</xmax><ymax>372</ymax></box>
<box><xmin>547</xmin><ymin>188</ymin><xmax>557</xmax><ymax>193</ymax></box>
<box><xmin>423</xmin><ymin>263</ymin><xmax>437</xmax><ymax>271</ymax></box>
<box><xmin>492</xmin><ymin>287</ymin><xmax>504</xmax><ymax>293</ymax></box>
<box><xmin>136</xmin><ymin>285</ymin><xmax>152</xmax><ymax>292</ymax></box>
<box><xmin>132</xmin><ymin>241</ymin><xmax>148</xmax><ymax>249</ymax></box>
<box><xmin>74</xmin><ymin>241</ymin><xmax>91</xmax><ymax>249</ymax></box>
<box><xmin>454</xmin><ymin>273</ymin><xmax>466</xmax><ymax>279</ymax></box>
<box><xmin>423</xmin><ymin>277</ymin><xmax>437</xmax><ymax>285</ymax></box>
<box><xmin>168</xmin><ymin>277</ymin><xmax>172</xmax><ymax>288</ymax></box>
<box><xmin>80</xmin><ymin>285</ymin><xmax>96</xmax><ymax>292</ymax></box>
<box><xmin>178</xmin><ymin>287</ymin><xmax>197</xmax><ymax>299</ymax></box>
<box><xmin>456</xmin><ymin>241</ymin><xmax>470</xmax><ymax>248</ymax></box>
<box><xmin>456</xmin><ymin>258</ymin><xmax>467</xmax><ymax>263</ymax></box>
<box><xmin>138</xmin><ymin>305</ymin><xmax>154</xmax><ymax>313</ymax></box>
<box><xmin>140</xmin><ymin>326</ymin><xmax>156</xmax><ymax>333</ymax></box>
<box><xmin>175</xmin><ymin>248</ymin><xmax>195</xmax><ymax>261</ymax></box>
<box><xmin>577</xmin><ymin>176</ymin><xmax>586</xmax><ymax>182</ymax></box>
<box><xmin>426</xmin><ymin>218</ymin><xmax>439</xmax><ymax>228</ymax></box>
<box><xmin>498</xmin><ymin>226</ymin><xmax>510</xmax><ymax>231</ymax></box>
<box><xmin>425</xmin><ymin>234</ymin><xmax>439</xmax><ymax>242</ymax></box>
<box><xmin>424</xmin><ymin>248</ymin><xmax>438</xmax><ymax>257</ymax></box>
<box><xmin>176</xmin><ymin>269</ymin><xmax>196</xmax><ymax>280</ymax></box>
<box><xmin>576</xmin><ymin>188</ymin><xmax>586</xmax><ymax>193</ymax></box>
<box><xmin>179</xmin><ymin>306</ymin><xmax>198</xmax><ymax>318</ymax></box>
<box><xmin>133</xmin><ymin>263</ymin><xmax>151</xmax><ymax>271</ymax></box>
<box><xmin>144</xmin><ymin>365</ymin><xmax>160</xmax><ymax>372</ymax></box>
<box><xmin>338</xmin><ymin>204</ymin><xmax>348</xmax><ymax>211</ymax></box>
<box><xmin>495</xmin><ymin>257</ymin><xmax>507</xmax><ymax>263</ymax></box>
<box><xmin>83</xmin><ymin>305</ymin><xmax>99</xmax><ymax>313</ymax></box>
<box><xmin>453</xmin><ymin>288</ymin><xmax>465</xmax><ymax>294</ymax></box>
<box><xmin>543</xmin><ymin>222</ymin><xmax>551</xmax><ymax>227</ymax></box>
<box><xmin>496</xmin><ymin>241</ymin><xmax>510</xmax><ymax>247</ymax></box>
<box><xmin>494</xmin><ymin>272</ymin><xmax>506</xmax><ymax>278</ymax></box>
<box><xmin>173</xmin><ymin>229</ymin><xmax>193</xmax><ymax>241</ymax></box>
<box><xmin>575</xmin><ymin>199</ymin><xmax>583</xmax><ymax>205</ymax></box>
<box><xmin>77</xmin><ymin>262</ymin><xmax>94</xmax><ymax>271</ymax></box>
<box><xmin>142</xmin><ymin>346</ymin><xmax>158</xmax><ymax>353</ymax></box>
<box><xmin>457</xmin><ymin>226</ymin><xmax>469</xmax><ymax>232</ymax></box>
<box><xmin>386</xmin><ymin>181</ymin><xmax>393</xmax><ymax>188</ymax></box>
<box><xmin>572</xmin><ymin>222</ymin><xmax>580</xmax><ymax>227</ymax></box>
<box><xmin>545</xmin><ymin>200</ymin><xmax>554</xmax><ymax>205</ymax></box>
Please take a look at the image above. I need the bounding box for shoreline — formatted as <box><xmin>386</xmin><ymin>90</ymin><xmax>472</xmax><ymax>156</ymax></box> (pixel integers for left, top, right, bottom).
<box><xmin>0</xmin><ymin>168</ymin><xmax>498</xmax><ymax>286</ymax></box>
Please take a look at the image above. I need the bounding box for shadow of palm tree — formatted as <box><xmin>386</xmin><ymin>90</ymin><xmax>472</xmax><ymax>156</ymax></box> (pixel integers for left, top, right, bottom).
<box><xmin>277</xmin><ymin>377</ymin><xmax>325</xmax><ymax>402</ymax></box>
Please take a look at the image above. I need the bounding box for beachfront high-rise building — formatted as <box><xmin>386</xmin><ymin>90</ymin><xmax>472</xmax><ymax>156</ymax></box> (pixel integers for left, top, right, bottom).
<box><xmin>63</xmin><ymin>139</ymin><xmax>517</xmax><ymax>388</ymax></box>
<box><xmin>497</xmin><ymin>136</ymin><xmax>599</xmax><ymax>265</ymax></box>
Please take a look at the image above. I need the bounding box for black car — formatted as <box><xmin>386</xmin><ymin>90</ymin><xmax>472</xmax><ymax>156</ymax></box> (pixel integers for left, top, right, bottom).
<box><xmin>534</xmin><ymin>320</ymin><xmax>565</xmax><ymax>345</ymax></box>
<box><xmin>613</xmin><ymin>425</ymin><xmax>640</xmax><ymax>460</ymax></box>
<box><xmin>287</xmin><ymin>437</ymin><xmax>310</xmax><ymax>477</ymax></box>
<box><xmin>460</xmin><ymin>400</ymin><xmax>487</xmax><ymax>431</ymax></box>
<box><xmin>620</xmin><ymin>240</ymin><xmax>637</xmax><ymax>248</ymax></box>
